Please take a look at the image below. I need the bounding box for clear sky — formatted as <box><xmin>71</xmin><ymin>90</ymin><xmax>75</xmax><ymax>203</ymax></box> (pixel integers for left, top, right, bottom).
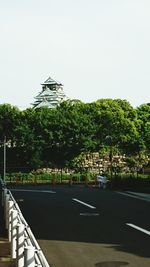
<box><xmin>0</xmin><ymin>0</ymin><xmax>150</xmax><ymax>109</ymax></box>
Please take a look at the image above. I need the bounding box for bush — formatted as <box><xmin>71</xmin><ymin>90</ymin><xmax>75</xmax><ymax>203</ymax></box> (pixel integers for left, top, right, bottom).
<box><xmin>112</xmin><ymin>174</ymin><xmax>150</xmax><ymax>191</ymax></box>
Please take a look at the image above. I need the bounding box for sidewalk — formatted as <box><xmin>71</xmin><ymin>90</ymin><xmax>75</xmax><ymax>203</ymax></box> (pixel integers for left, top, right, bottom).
<box><xmin>0</xmin><ymin>197</ymin><xmax>16</xmax><ymax>267</ymax></box>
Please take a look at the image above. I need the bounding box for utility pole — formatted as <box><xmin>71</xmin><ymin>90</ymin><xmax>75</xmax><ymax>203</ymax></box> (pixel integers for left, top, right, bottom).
<box><xmin>109</xmin><ymin>143</ymin><xmax>113</xmax><ymax>188</ymax></box>
<box><xmin>3</xmin><ymin>136</ymin><xmax>6</xmax><ymax>182</ymax></box>
<box><xmin>105</xmin><ymin>135</ymin><xmax>113</xmax><ymax>189</ymax></box>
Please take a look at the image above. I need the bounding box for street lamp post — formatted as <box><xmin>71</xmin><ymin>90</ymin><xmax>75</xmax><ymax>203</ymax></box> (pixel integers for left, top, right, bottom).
<box><xmin>105</xmin><ymin>135</ymin><xmax>113</xmax><ymax>188</ymax></box>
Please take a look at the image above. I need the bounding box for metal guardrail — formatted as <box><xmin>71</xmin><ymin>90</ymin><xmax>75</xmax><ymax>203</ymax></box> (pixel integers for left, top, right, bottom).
<box><xmin>0</xmin><ymin>179</ymin><xmax>50</xmax><ymax>267</ymax></box>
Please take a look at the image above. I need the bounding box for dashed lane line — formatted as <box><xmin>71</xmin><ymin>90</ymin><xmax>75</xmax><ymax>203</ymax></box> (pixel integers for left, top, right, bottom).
<box><xmin>80</xmin><ymin>213</ymin><xmax>99</xmax><ymax>216</ymax></box>
<box><xmin>72</xmin><ymin>198</ymin><xmax>96</xmax><ymax>209</ymax></box>
<box><xmin>126</xmin><ymin>223</ymin><xmax>150</xmax><ymax>236</ymax></box>
<box><xmin>10</xmin><ymin>189</ymin><xmax>56</xmax><ymax>193</ymax></box>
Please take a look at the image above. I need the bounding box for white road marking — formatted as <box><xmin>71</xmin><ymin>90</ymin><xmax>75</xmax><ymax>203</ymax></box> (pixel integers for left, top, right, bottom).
<box><xmin>10</xmin><ymin>189</ymin><xmax>56</xmax><ymax>193</ymax></box>
<box><xmin>16</xmin><ymin>199</ymin><xmax>24</xmax><ymax>202</ymax></box>
<box><xmin>73</xmin><ymin>198</ymin><xmax>96</xmax><ymax>209</ymax></box>
<box><xmin>127</xmin><ymin>191</ymin><xmax>150</xmax><ymax>198</ymax></box>
<box><xmin>80</xmin><ymin>213</ymin><xmax>99</xmax><ymax>216</ymax></box>
<box><xmin>126</xmin><ymin>223</ymin><xmax>150</xmax><ymax>236</ymax></box>
<box><xmin>117</xmin><ymin>191</ymin><xmax>150</xmax><ymax>202</ymax></box>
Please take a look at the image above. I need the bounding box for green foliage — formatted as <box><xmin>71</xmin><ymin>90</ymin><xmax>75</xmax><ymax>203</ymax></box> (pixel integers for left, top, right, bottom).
<box><xmin>136</xmin><ymin>103</ymin><xmax>150</xmax><ymax>154</ymax></box>
<box><xmin>0</xmin><ymin>104</ymin><xmax>20</xmax><ymax>141</ymax></box>
<box><xmin>0</xmin><ymin>99</ymin><xmax>149</xmax><ymax>172</ymax></box>
<box><xmin>112</xmin><ymin>174</ymin><xmax>150</xmax><ymax>191</ymax></box>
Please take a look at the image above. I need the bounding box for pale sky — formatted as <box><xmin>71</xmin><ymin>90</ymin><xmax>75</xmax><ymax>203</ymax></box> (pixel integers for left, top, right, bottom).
<box><xmin>0</xmin><ymin>0</ymin><xmax>150</xmax><ymax>109</ymax></box>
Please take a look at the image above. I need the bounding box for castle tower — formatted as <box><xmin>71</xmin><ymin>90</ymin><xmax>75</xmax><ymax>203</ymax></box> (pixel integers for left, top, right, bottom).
<box><xmin>32</xmin><ymin>77</ymin><xmax>67</xmax><ymax>108</ymax></box>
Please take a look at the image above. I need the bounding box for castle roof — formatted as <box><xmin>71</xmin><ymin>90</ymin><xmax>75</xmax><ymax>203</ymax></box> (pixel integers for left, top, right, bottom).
<box><xmin>41</xmin><ymin>76</ymin><xmax>63</xmax><ymax>86</ymax></box>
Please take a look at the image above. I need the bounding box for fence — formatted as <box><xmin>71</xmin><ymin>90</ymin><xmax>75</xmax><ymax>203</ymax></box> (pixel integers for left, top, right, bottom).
<box><xmin>0</xmin><ymin>179</ymin><xmax>50</xmax><ymax>267</ymax></box>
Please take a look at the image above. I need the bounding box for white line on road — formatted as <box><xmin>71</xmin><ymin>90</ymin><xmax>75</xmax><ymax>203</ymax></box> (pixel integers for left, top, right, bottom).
<box><xmin>10</xmin><ymin>189</ymin><xmax>56</xmax><ymax>193</ymax></box>
<box><xmin>80</xmin><ymin>213</ymin><xmax>99</xmax><ymax>216</ymax></box>
<box><xmin>73</xmin><ymin>198</ymin><xmax>96</xmax><ymax>209</ymax></box>
<box><xmin>126</xmin><ymin>223</ymin><xmax>150</xmax><ymax>236</ymax></box>
<box><xmin>117</xmin><ymin>192</ymin><xmax>150</xmax><ymax>202</ymax></box>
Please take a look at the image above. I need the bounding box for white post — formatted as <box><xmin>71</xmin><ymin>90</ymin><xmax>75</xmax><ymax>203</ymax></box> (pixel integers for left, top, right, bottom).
<box><xmin>24</xmin><ymin>246</ymin><xmax>35</xmax><ymax>267</ymax></box>
<box><xmin>8</xmin><ymin>200</ymin><xmax>14</xmax><ymax>241</ymax></box>
<box><xmin>11</xmin><ymin>209</ymin><xmax>18</xmax><ymax>259</ymax></box>
<box><xmin>5</xmin><ymin>194</ymin><xmax>10</xmax><ymax>229</ymax></box>
<box><xmin>2</xmin><ymin>188</ymin><xmax>7</xmax><ymax>206</ymax></box>
<box><xmin>17</xmin><ymin>223</ymin><xmax>25</xmax><ymax>267</ymax></box>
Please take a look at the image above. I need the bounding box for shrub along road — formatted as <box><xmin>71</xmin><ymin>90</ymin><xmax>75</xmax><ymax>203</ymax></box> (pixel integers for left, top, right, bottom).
<box><xmin>9</xmin><ymin>184</ymin><xmax>150</xmax><ymax>267</ymax></box>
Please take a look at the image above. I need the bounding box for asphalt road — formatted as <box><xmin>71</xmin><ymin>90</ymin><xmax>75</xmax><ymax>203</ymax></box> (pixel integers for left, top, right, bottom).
<box><xmin>9</xmin><ymin>184</ymin><xmax>150</xmax><ymax>267</ymax></box>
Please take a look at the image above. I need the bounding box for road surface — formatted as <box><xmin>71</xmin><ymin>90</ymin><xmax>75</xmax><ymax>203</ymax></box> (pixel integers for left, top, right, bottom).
<box><xmin>9</xmin><ymin>184</ymin><xmax>150</xmax><ymax>267</ymax></box>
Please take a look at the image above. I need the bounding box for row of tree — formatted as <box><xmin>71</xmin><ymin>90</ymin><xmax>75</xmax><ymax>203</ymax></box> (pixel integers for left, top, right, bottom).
<box><xmin>0</xmin><ymin>99</ymin><xmax>150</xmax><ymax>173</ymax></box>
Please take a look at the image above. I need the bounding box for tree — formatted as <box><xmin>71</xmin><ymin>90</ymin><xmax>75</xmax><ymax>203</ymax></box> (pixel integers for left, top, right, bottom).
<box><xmin>136</xmin><ymin>103</ymin><xmax>150</xmax><ymax>155</ymax></box>
<box><xmin>0</xmin><ymin>104</ymin><xmax>20</xmax><ymax>141</ymax></box>
<box><xmin>88</xmin><ymin>99</ymin><xmax>141</xmax><ymax>156</ymax></box>
<box><xmin>0</xmin><ymin>104</ymin><xmax>21</xmax><ymax>173</ymax></box>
